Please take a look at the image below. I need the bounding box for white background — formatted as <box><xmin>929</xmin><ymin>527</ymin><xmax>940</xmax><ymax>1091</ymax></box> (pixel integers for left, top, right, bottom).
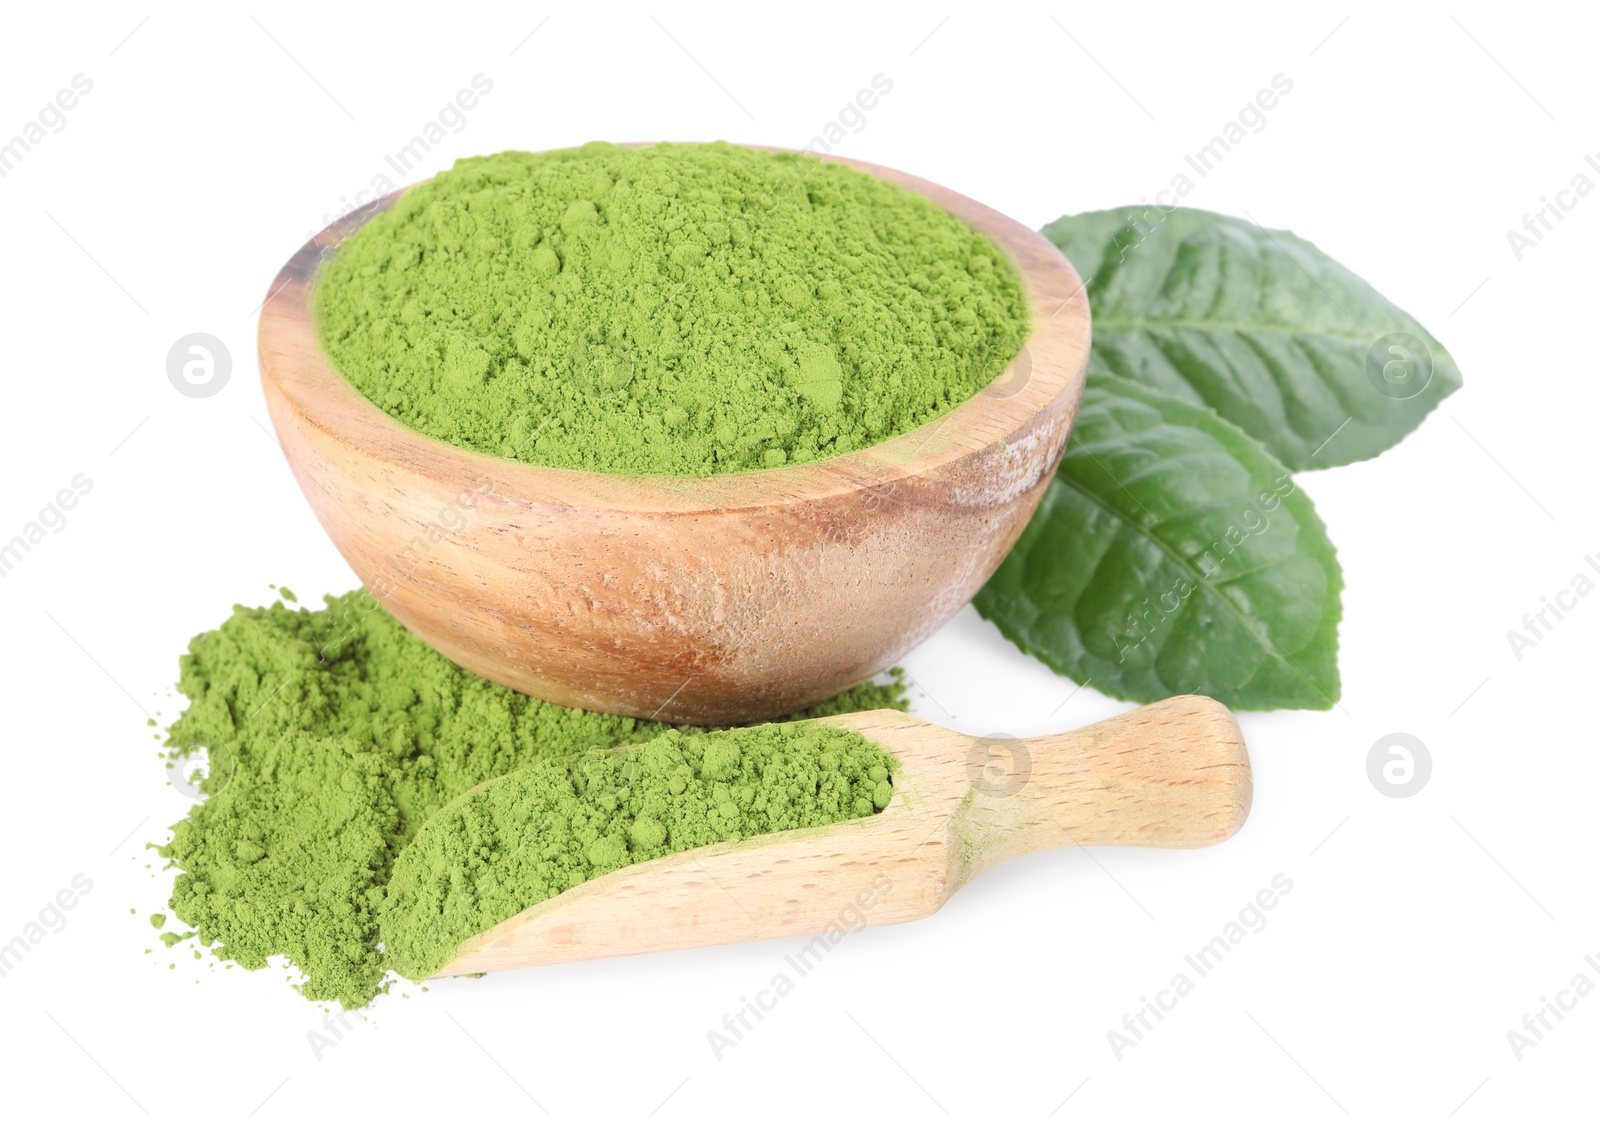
<box><xmin>0</xmin><ymin>2</ymin><xmax>1593</xmax><ymax>1126</ymax></box>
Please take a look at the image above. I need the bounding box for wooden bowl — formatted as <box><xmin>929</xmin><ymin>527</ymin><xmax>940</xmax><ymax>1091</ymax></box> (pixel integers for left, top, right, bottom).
<box><xmin>257</xmin><ymin>151</ymin><xmax>1090</xmax><ymax>725</ymax></box>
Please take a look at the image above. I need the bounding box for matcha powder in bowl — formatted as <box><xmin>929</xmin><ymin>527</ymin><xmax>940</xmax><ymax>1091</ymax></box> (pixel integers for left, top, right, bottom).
<box><xmin>312</xmin><ymin>141</ymin><xmax>1031</xmax><ymax>476</ymax></box>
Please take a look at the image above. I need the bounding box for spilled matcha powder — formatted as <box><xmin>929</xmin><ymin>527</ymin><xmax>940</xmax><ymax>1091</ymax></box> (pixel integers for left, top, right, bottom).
<box><xmin>381</xmin><ymin>723</ymin><xmax>895</xmax><ymax>980</ymax></box>
<box><xmin>156</xmin><ymin>591</ymin><xmax>904</xmax><ymax>1007</ymax></box>
<box><xmin>314</xmin><ymin>141</ymin><xmax>1030</xmax><ymax>475</ymax></box>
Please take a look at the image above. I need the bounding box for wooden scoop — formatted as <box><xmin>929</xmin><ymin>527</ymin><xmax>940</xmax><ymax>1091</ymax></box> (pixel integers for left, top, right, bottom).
<box><xmin>434</xmin><ymin>696</ymin><xmax>1250</xmax><ymax>977</ymax></box>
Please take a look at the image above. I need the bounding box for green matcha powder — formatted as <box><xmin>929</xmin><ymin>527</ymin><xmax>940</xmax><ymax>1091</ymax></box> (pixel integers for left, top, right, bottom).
<box><xmin>154</xmin><ymin>142</ymin><xmax>1029</xmax><ymax>1003</ymax></box>
<box><xmin>314</xmin><ymin>141</ymin><xmax>1030</xmax><ymax>475</ymax></box>
<box><xmin>381</xmin><ymin>724</ymin><xmax>895</xmax><ymax>981</ymax></box>
<box><xmin>157</xmin><ymin>592</ymin><xmax>903</xmax><ymax>1008</ymax></box>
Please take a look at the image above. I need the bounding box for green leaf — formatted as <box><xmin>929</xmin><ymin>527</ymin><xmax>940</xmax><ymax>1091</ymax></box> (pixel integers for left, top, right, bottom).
<box><xmin>1042</xmin><ymin>207</ymin><xmax>1461</xmax><ymax>470</ymax></box>
<box><xmin>975</xmin><ymin>378</ymin><xmax>1343</xmax><ymax>710</ymax></box>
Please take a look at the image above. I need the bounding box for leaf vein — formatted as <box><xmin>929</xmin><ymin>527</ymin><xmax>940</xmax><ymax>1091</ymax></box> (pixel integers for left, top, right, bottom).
<box><xmin>1054</xmin><ymin>468</ymin><xmax>1319</xmax><ymax>695</ymax></box>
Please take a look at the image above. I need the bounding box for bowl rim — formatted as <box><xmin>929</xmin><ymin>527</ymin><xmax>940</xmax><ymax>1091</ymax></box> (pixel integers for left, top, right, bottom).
<box><xmin>257</xmin><ymin>145</ymin><xmax>1091</xmax><ymax>515</ymax></box>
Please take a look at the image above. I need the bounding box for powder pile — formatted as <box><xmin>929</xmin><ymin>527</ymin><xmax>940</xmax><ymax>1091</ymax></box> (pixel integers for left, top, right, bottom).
<box><xmin>313</xmin><ymin>141</ymin><xmax>1030</xmax><ymax>475</ymax></box>
<box><xmin>381</xmin><ymin>723</ymin><xmax>895</xmax><ymax>980</ymax></box>
<box><xmin>156</xmin><ymin>591</ymin><xmax>906</xmax><ymax>1008</ymax></box>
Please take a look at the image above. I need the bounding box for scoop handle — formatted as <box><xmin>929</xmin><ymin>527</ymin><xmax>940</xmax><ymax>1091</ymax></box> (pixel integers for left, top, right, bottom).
<box><xmin>965</xmin><ymin>695</ymin><xmax>1251</xmax><ymax>866</ymax></box>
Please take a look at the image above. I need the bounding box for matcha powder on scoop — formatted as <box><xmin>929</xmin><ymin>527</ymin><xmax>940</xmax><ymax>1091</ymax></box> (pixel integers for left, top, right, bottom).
<box><xmin>154</xmin><ymin>591</ymin><xmax>906</xmax><ymax>1008</ymax></box>
<box><xmin>381</xmin><ymin>723</ymin><xmax>896</xmax><ymax>981</ymax></box>
<box><xmin>312</xmin><ymin>141</ymin><xmax>1030</xmax><ymax>476</ymax></box>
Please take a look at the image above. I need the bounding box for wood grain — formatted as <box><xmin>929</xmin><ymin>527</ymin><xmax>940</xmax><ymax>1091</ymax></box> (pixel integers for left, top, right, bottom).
<box><xmin>435</xmin><ymin>695</ymin><xmax>1251</xmax><ymax>976</ymax></box>
<box><xmin>257</xmin><ymin>149</ymin><xmax>1092</xmax><ymax>724</ymax></box>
